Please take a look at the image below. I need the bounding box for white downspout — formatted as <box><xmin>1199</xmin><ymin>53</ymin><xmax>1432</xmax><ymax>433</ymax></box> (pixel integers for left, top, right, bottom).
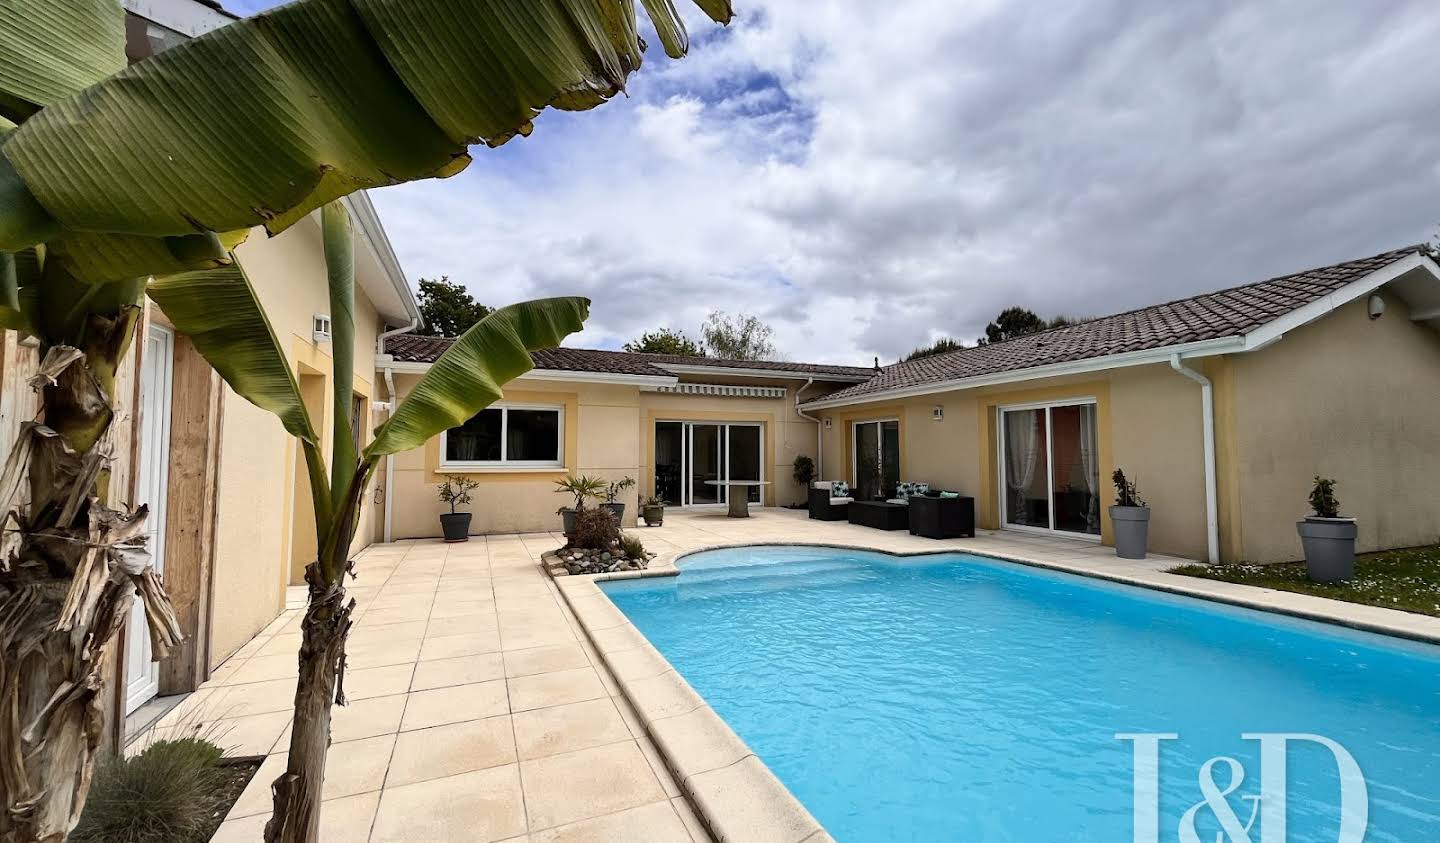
<box><xmin>376</xmin><ymin>319</ymin><xmax>416</xmax><ymax>545</ymax></box>
<box><xmin>382</xmin><ymin>366</ymin><xmax>398</xmax><ymax>544</ymax></box>
<box><xmin>1169</xmin><ymin>353</ymin><xmax>1219</xmax><ymax>563</ymax></box>
<box><xmin>794</xmin><ymin>378</ymin><xmax>823</xmax><ymax>479</ymax></box>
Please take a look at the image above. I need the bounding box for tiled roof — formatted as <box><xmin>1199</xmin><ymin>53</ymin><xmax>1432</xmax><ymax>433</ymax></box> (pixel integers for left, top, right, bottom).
<box><xmin>812</xmin><ymin>245</ymin><xmax>1425</xmax><ymax>405</ymax></box>
<box><xmin>382</xmin><ymin>334</ymin><xmax>873</xmax><ymax>380</ymax></box>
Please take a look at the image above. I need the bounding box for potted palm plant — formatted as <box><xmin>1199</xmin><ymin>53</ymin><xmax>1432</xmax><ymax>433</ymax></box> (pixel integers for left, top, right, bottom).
<box><xmin>1297</xmin><ymin>476</ymin><xmax>1356</xmax><ymax>582</ymax></box>
<box><xmin>437</xmin><ymin>475</ymin><xmax>480</xmax><ymax>542</ymax></box>
<box><xmin>554</xmin><ymin>474</ymin><xmax>605</xmax><ymax>536</ymax></box>
<box><xmin>1109</xmin><ymin>469</ymin><xmax>1150</xmax><ymax>559</ymax></box>
<box><xmin>602</xmin><ymin>476</ymin><xmax>636</xmax><ymax>524</ymax></box>
<box><xmin>642</xmin><ymin>495</ymin><xmax>666</xmax><ymax>527</ymax></box>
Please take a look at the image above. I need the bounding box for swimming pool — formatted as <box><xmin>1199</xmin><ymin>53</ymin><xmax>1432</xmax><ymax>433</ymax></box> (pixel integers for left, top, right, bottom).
<box><xmin>601</xmin><ymin>546</ymin><xmax>1440</xmax><ymax>842</ymax></box>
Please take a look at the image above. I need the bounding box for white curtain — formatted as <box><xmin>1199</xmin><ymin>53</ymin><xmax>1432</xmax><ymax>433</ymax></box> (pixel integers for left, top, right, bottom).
<box><xmin>1078</xmin><ymin>404</ymin><xmax>1099</xmax><ymax>533</ymax></box>
<box><xmin>1004</xmin><ymin>410</ymin><xmax>1040</xmax><ymax>525</ymax></box>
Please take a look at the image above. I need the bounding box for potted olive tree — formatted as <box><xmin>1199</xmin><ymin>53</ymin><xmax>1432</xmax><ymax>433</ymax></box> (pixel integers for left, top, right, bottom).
<box><xmin>602</xmin><ymin>476</ymin><xmax>636</xmax><ymax>524</ymax></box>
<box><xmin>642</xmin><ymin>495</ymin><xmax>666</xmax><ymax>527</ymax></box>
<box><xmin>1297</xmin><ymin>476</ymin><xmax>1356</xmax><ymax>582</ymax></box>
<box><xmin>437</xmin><ymin>475</ymin><xmax>480</xmax><ymax>542</ymax></box>
<box><xmin>554</xmin><ymin>474</ymin><xmax>605</xmax><ymax>536</ymax></box>
<box><xmin>1109</xmin><ymin>469</ymin><xmax>1150</xmax><ymax>559</ymax></box>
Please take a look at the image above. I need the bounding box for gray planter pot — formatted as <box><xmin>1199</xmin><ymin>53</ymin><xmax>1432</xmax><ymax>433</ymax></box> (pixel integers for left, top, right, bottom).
<box><xmin>558</xmin><ymin>507</ymin><xmax>577</xmax><ymax>536</ymax></box>
<box><xmin>1297</xmin><ymin>517</ymin><xmax>1357</xmax><ymax>583</ymax></box>
<box><xmin>642</xmin><ymin>505</ymin><xmax>665</xmax><ymax>526</ymax></box>
<box><xmin>602</xmin><ymin>502</ymin><xmax>626</xmax><ymax>525</ymax></box>
<box><xmin>1109</xmin><ymin>505</ymin><xmax>1151</xmax><ymax>559</ymax></box>
<box><xmin>440</xmin><ymin>512</ymin><xmax>471</xmax><ymax>543</ymax></box>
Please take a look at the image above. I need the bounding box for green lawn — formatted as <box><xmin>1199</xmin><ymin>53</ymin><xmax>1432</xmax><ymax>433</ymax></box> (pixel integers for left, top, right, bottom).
<box><xmin>1168</xmin><ymin>545</ymin><xmax>1440</xmax><ymax>618</ymax></box>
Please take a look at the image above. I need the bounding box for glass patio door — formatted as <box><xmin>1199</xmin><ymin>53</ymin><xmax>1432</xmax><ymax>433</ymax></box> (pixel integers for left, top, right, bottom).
<box><xmin>655</xmin><ymin>422</ymin><xmax>764</xmax><ymax>506</ymax></box>
<box><xmin>689</xmin><ymin>424</ymin><xmax>724</xmax><ymax>505</ymax></box>
<box><xmin>853</xmin><ymin>419</ymin><xmax>900</xmax><ymax>501</ymax></box>
<box><xmin>1000</xmin><ymin>401</ymin><xmax>1100</xmax><ymax>537</ymax></box>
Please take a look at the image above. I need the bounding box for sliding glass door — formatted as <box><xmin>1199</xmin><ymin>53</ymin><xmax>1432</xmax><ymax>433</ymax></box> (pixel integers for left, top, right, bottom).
<box><xmin>999</xmin><ymin>401</ymin><xmax>1100</xmax><ymax>537</ymax></box>
<box><xmin>853</xmin><ymin>419</ymin><xmax>900</xmax><ymax>501</ymax></box>
<box><xmin>655</xmin><ymin>422</ymin><xmax>764</xmax><ymax>507</ymax></box>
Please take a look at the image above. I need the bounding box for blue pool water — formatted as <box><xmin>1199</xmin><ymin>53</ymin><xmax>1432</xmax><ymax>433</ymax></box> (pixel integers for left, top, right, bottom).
<box><xmin>601</xmin><ymin>546</ymin><xmax>1440</xmax><ymax>842</ymax></box>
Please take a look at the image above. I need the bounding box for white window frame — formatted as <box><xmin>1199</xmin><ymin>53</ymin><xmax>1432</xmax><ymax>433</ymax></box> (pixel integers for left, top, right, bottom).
<box><xmin>995</xmin><ymin>397</ymin><xmax>1101</xmax><ymax>541</ymax></box>
<box><xmin>656</xmin><ymin>420</ymin><xmax>765</xmax><ymax>508</ymax></box>
<box><xmin>440</xmin><ymin>402</ymin><xmax>564</xmax><ymax>471</ymax></box>
<box><xmin>851</xmin><ymin>417</ymin><xmax>900</xmax><ymax>496</ymax></box>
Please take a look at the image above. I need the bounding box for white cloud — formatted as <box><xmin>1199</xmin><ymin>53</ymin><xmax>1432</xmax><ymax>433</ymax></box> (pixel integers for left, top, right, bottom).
<box><xmin>369</xmin><ymin>0</ymin><xmax>1440</xmax><ymax>362</ymax></box>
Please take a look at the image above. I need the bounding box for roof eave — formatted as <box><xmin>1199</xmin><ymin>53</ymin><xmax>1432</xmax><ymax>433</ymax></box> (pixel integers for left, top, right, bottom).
<box><xmin>377</xmin><ymin>358</ymin><xmax>678</xmax><ymax>388</ymax></box>
<box><xmin>799</xmin><ymin>336</ymin><xmax>1247</xmax><ymax>410</ymax></box>
<box><xmin>802</xmin><ymin>250</ymin><xmax>1440</xmax><ymax>412</ymax></box>
<box><xmin>654</xmin><ymin>363</ymin><xmax>872</xmax><ymax>382</ymax></box>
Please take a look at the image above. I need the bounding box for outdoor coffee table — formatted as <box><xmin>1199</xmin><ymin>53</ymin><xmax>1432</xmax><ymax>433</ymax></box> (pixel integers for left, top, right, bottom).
<box><xmin>704</xmin><ymin>480</ymin><xmax>771</xmax><ymax>517</ymax></box>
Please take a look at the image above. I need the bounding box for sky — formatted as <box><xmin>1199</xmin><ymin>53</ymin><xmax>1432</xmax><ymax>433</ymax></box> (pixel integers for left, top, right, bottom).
<box><xmin>227</xmin><ymin>0</ymin><xmax>1440</xmax><ymax>364</ymax></box>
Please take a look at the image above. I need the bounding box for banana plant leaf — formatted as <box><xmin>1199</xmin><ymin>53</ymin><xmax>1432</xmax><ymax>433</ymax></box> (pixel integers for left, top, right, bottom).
<box><xmin>146</xmin><ymin>261</ymin><xmax>317</xmax><ymax>444</ymax></box>
<box><xmin>0</xmin><ymin>0</ymin><xmax>125</xmax><ymax>122</ymax></box>
<box><xmin>0</xmin><ymin>0</ymin><xmax>733</xmax><ymax>253</ymax></box>
<box><xmin>366</xmin><ymin>296</ymin><xmax>589</xmax><ymax>458</ymax></box>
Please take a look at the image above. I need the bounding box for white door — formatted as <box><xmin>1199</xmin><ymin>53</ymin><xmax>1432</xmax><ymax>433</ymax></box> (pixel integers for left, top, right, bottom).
<box><xmin>125</xmin><ymin>324</ymin><xmax>174</xmax><ymax>714</ymax></box>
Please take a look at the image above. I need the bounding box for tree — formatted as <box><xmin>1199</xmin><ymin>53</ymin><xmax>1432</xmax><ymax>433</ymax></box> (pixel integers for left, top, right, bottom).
<box><xmin>701</xmin><ymin>311</ymin><xmax>777</xmax><ymax>361</ymax></box>
<box><xmin>0</xmin><ymin>0</ymin><xmax>732</xmax><ymax>840</ymax></box>
<box><xmin>904</xmin><ymin>336</ymin><xmax>965</xmax><ymax>361</ymax></box>
<box><xmin>155</xmin><ymin>207</ymin><xmax>588</xmax><ymax>842</ymax></box>
<box><xmin>980</xmin><ymin>307</ymin><xmax>1050</xmax><ymax>344</ymax></box>
<box><xmin>417</xmin><ymin>276</ymin><xmax>491</xmax><ymax>337</ymax></box>
<box><xmin>623</xmin><ymin>327</ymin><xmax>704</xmax><ymax>356</ymax></box>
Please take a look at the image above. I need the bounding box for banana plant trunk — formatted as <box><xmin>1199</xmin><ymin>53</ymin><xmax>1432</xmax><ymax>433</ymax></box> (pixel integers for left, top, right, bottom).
<box><xmin>263</xmin><ymin>568</ymin><xmax>353</xmax><ymax>843</ymax></box>
<box><xmin>0</xmin><ymin>315</ymin><xmax>181</xmax><ymax>843</ymax></box>
<box><xmin>264</xmin><ymin>466</ymin><xmax>369</xmax><ymax>843</ymax></box>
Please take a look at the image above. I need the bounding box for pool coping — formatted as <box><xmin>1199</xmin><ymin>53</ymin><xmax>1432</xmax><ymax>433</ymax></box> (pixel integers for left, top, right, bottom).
<box><xmin>552</xmin><ymin>539</ymin><xmax>1440</xmax><ymax>843</ymax></box>
<box><xmin>548</xmin><ymin>552</ymin><xmax>832</xmax><ymax>843</ymax></box>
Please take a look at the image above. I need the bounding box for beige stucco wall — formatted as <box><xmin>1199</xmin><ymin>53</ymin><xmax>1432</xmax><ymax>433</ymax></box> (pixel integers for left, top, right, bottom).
<box><xmin>1229</xmin><ymin>294</ymin><xmax>1440</xmax><ymax>562</ymax></box>
<box><xmin>384</xmin><ymin>379</ymin><xmax>642</xmax><ymax>538</ymax></box>
<box><xmin>209</xmin><ymin>217</ymin><xmax>384</xmax><ymax>667</ymax></box>
<box><xmin>381</xmin><ymin>374</ymin><xmax>828</xmax><ymax>538</ymax></box>
<box><xmin>814</xmin><ymin>365</ymin><xmax>1213</xmax><ymax>559</ymax></box>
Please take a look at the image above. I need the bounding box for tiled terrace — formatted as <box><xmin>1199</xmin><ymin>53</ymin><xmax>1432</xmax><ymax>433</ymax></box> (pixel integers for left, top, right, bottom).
<box><xmin>152</xmin><ymin>507</ymin><xmax>1440</xmax><ymax>841</ymax></box>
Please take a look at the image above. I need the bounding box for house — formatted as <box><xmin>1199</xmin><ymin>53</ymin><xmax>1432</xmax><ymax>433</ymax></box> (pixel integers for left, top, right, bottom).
<box><xmin>0</xmin><ymin>0</ymin><xmax>416</xmax><ymax>739</ymax></box>
<box><xmin>802</xmin><ymin>245</ymin><xmax>1440</xmax><ymax>564</ymax></box>
<box><xmin>377</xmin><ymin>245</ymin><xmax>1440</xmax><ymax>566</ymax></box>
<box><xmin>374</xmin><ymin>340</ymin><xmax>873</xmax><ymax>538</ymax></box>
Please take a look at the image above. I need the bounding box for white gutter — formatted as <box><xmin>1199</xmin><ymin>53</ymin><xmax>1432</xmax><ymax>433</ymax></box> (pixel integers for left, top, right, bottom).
<box><xmin>1169</xmin><ymin>354</ymin><xmax>1219</xmax><ymax>563</ymax></box>
<box><xmin>344</xmin><ymin>191</ymin><xmax>422</xmax><ymax>328</ymax></box>
<box><xmin>793</xmin><ymin>378</ymin><xmax>823</xmax><ymax>479</ymax></box>
<box><xmin>381</xmin><ymin>366</ymin><xmax>398</xmax><ymax>543</ymax></box>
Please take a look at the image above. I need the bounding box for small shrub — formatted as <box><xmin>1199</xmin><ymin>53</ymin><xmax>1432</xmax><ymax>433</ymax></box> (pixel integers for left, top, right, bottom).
<box><xmin>621</xmin><ymin>533</ymin><xmax>647</xmax><ymax>560</ymax></box>
<box><xmin>72</xmin><ymin>737</ymin><xmax>227</xmax><ymax>843</ymax></box>
<box><xmin>1112</xmin><ymin>469</ymin><xmax>1146</xmax><ymax>508</ymax></box>
<box><xmin>1309</xmin><ymin>476</ymin><xmax>1340</xmax><ymax>518</ymax></box>
<box><xmin>792</xmin><ymin>455</ymin><xmax>815</xmax><ymax>488</ymax></box>
<box><xmin>603</xmin><ymin>476</ymin><xmax>635</xmax><ymax>504</ymax></box>
<box><xmin>437</xmin><ymin>474</ymin><xmax>479</xmax><ymax>513</ymax></box>
<box><xmin>571</xmin><ymin>505</ymin><xmax>620</xmax><ymax>549</ymax></box>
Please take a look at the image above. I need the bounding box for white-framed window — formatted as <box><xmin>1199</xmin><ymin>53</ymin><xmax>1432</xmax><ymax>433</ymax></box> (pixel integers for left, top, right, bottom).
<box><xmin>440</xmin><ymin>403</ymin><xmax>564</xmax><ymax>469</ymax></box>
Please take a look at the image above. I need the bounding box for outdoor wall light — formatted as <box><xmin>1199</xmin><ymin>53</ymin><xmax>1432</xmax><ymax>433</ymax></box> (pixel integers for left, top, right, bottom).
<box><xmin>933</xmin><ymin>405</ymin><xmax>945</xmax><ymax>421</ymax></box>
<box><xmin>1368</xmin><ymin>294</ymin><xmax>1386</xmax><ymax>320</ymax></box>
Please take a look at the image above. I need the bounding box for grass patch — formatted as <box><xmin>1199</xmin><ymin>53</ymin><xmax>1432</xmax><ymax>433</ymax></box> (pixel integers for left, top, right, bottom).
<box><xmin>72</xmin><ymin>737</ymin><xmax>260</xmax><ymax>843</ymax></box>
<box><xmin>1169</xmin><ymin>545</ymin><xmax>1440</xmax><ymax>618</ymax></box>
